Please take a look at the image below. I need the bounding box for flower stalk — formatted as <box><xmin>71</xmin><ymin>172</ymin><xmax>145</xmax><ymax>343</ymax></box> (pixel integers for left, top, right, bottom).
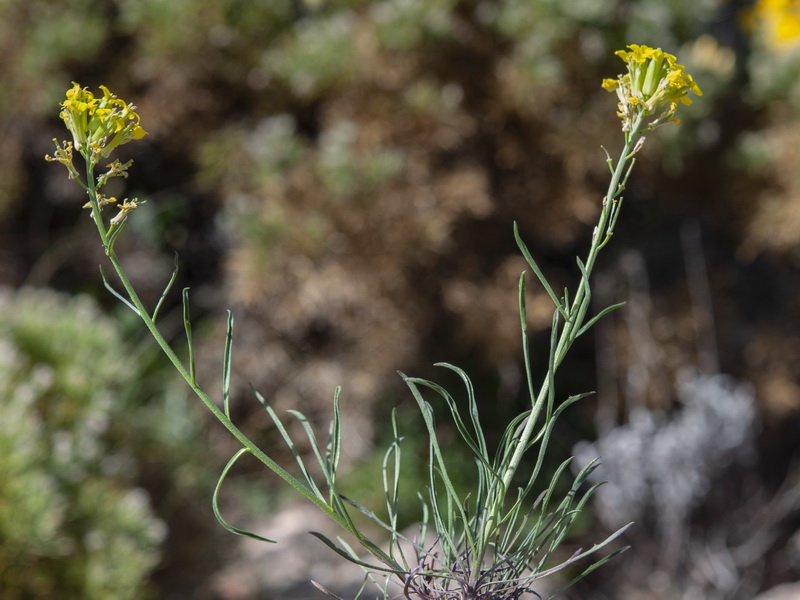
<box><xmin>46</xmin><ymin>83</ymin><xmax>381</xmax><ymax>548</ymax></box>
<box><xmin>485</xmin><ymin>47</ymin><xmax>701</xmax><ymax>564</ymax></box>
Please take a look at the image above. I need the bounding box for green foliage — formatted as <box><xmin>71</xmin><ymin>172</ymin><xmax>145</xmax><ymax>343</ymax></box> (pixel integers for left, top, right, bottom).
<box><xmin>0</xmin><ymin>288</ymin><xmax>165</xmax><ymax>600</ymax></box>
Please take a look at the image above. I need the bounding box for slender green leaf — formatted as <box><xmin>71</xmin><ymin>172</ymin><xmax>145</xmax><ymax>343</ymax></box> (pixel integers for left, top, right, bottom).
<box><xmin>310</xmin><ymin>580</ymin><xmax>348</xmax><ymax>600</ymax></box>
<box><xmin>152</xmin><ymin>254</ymin><xmax>179</xmax><ymax>321</ymax></box>
<box><xmin>514</xmin><ymin>222</ymin><xmax>568</xmax><ymax>320</ymax></box>
<box><xmin>577</xmin><ymin>301</ymin><xmax>626</xmax><ymax>338</ymax></box>
<box><xmin>339</xmin><ymin>494</ymin><xmax>415</xmax><ymax>549</ymax></box>
<box><xmin>287</xmin><ymin>409</ymin><xmax>331</xmax><ymax>483</ymax></box>
<box><xmin>435</xmin><ymin>363</ymin><xmax>490</xmax><ymax>461</ymax></box>
<box><xmin>519</xmin><ymin>273</ymin><xmax>537</xmax><ymax>409</ymax></box>
<box><xmin>401</xmin><ymin>373</ymin><xmax>475</xmax><ymax>556</ymax></box>
<box><xmin>324</xmin><ymin>387</ymin><xmax>343</xmax><ymax>505</ymax></box>
<box><xmin>222</xmin><ymin>310</ymin><xmax>234</xmax><ymax>419</ymax></box>
<box><xmin>546</xmin><ymin>308</ymin><xmax>559</xmax><ymax>422</ymax></box>
<box><xmin>545</xmin><ymin>543</ymin><xmax>630</xmax><ymax>600</ymax></box>
<box><xmin>405</xmin><ymin>371</ymin><xmax>497</xmax><ymax>479</ymax></box>
<box><xmin>604</xmin><ymin>195</ymin><xmax>625</xmax><ymax>242</ymax></box>
<box><xmin>253</xmin><ymin>389</ymin><xmax>325</xmax><ymax>501</ymax></box>
<box><xmin>106</xmin><ymin>217</ymin><xmax>128</xmax><ymax>252</ymax></box>
<box><xmin>382</xmin><ymin>410</ymin><xmax>404</xmax><ymax>563</ymax></box>
<box><xmin>330</xmin><ymin>538</ymin><xmax>395</xmax><ymax>598</ymax></box>
<box><xmin>309</xmin><ymin>532</ymin><xmax>405</xmax><ymax>574</ymax></box>
<box><xmin>212</xmin><ymin>448</ymin><xmax>276</xmax><ymax>543</ymax></box>
<box><xmin>520</xmin><ymin>392</ymin><xmax>593</xmax><ymax>499</ymax></box>
<box><xmin>99</xmin><ymin>265</ymin><xmax>139</xmax><ymax>315</ymax></box>
<box><xmin>336</xmin><ymin>537</ymin><xmax>406</xmax><ymax>600</ymax></box>
<box><xmin>537</xmin><ymin>524</ymin><xmax>633</xmax><ymax>597</ymax></box>
<box><xmin>182</xmin><ymin>287</ymin><xmax>196</xmax><ymax>385</ymax></box>
<box><xmin>572</xmin><ymin>257</ymin><xmax>592</xmax><ymax>335</ymax></box>
<box><xmin>602</xmin><ymin>145</ymin><xmax>614</xmax><ymax>173</ymax></box>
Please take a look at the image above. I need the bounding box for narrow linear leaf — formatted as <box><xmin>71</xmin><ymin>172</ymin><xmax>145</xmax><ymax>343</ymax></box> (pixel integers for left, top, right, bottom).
<box><xmin>382</xmin><ymin>410</ymin><xmax>403</xmax><ymax>552</ymax></box>
<box><xmin>182</xmin><ymin>287</ymin><xmax>196</xmax><ymax>385</ymax></box>
<box><xmin>222</xmin><ymin>310</ymin><xmax>234</xmax><ymax>419</ymax></box>
<box><xmin>551</xmin><ymin>391</ymin><xmax>595</xmax><ymax>422</ymax></box>
<box><xmin>99</xmin><ymin>265</ymin><xmax>139</xmax><ymax>315</ymax></box>
<box><xmin>287</xmin><ymin>409</ymin><xmax>333</xmax><ymax>485</ymax></box>
<box><xmin>253</xmin><ymin>388</ymin><xmax>325</xmax><ymax>501</ymax></box>
<box><xmin>213</xmin><ymin>448</ymin><xmax>276</xmax><ymax>543</ymax></box>
<box><xmin>334</xmin><ymin>537</ymin><xmax>404</xmax><ymax>595</ymax></box>
<box><xmin>543</xmin><ymin>526</ymin><xmax>633</xmax><ymax>599</ymax></box>
<box><xmin>526</xmin><ymin>522</ymin><xmax>633</xmax><ymax>587</ymax></box>
<box><xmin>577</xmin><ymin>301</ymin><xmax>626</xmax><ymax>337</ymax></box>
<box><xmin>153</xmin><ymin>253</ymin><xmax>179</xmax><ymax>321</ymax></box>
<box><xmin>107</xmin><ymin>218</ymin><xmax>128</xmax><ymax>251</ymax></box>
<box><xmin>328</xmin><ymin>387</ymin><xmax>343</xmax><ymax>478</ymax></box>
<box><xmin>519</xmin><ymin>391</ymin><xmax>594</xmax><ymax>499</ymax></box>
<box><xmin>519</xmin><ymin>271</ymin><xmax>528</xmax><ymax>328</ymax></box>
<box><xmin>284</xmin><ymin>404</ymin><xmax>361</xmax><ymax>534</ymax></box>
<box><xmin>339</xmin><ymin>494</ymin><xmax>415</xmax><ymax>546</ymax></box>
<box><xmin>519</xmin><ymin>273</ymin><xmax>538</xmax><ymax>408</ymax></box>
<box><xmin>573</xmin><ymin>257</ymin><xmax>592</xmax><ymax>332</ymax></box>
<box><xmin>621</xmin><ymin>156</ymin><xmax>637</xmax><ymax>187</ymax></box>
<box><xmin>436</xmin><ymin>362</ymin><xmax>489</xmax><ymax>459</ymax></box>
<box><xmin>309</xmin><ymin>532</ymin><xmax>405</xmax><ymax>574</ymax></box>
<box><xmin>547</xmin><ymin>308</ymin><xmax>559</xmax><ymax>423</ymax></box>
<box><xmin>514</xmin><ymin>222</ymin><xmax>569</xmax><ymax>319</ymax></box>
<box><xmin>401</xmin><ymin>373</ymin><xmax>474</xmax><ymax>558</ymax></box>
<box><xmin>604</xmin><ymin>195</ymin><xmax>625</xmax><ymax>242</ymax></box>
<box><xmin>410</xmin><ymin>369</ymin><xmax>497</xmax><ymax>478</ymax></box>
<box><xmin>601</xmin><ymin>146</ymin><xmax>613</xmax><ymax>173</ymax></box>
<box><xmin>310</xmin><ymin>580</ymin><xmax>348</xmax><ymax>600</ymax></box>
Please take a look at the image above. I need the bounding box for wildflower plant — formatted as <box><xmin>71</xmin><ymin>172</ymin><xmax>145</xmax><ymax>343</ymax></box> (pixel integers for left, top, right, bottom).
<box><xmin>47</xmin><ymin>46</ymin><xmax>700</xmax><ymax>599</ymax></box>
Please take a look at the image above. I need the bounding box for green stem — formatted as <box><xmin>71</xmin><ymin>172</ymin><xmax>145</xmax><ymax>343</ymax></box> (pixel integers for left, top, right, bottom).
<box><xmin>470</xmin><ymin>115</ymin><xmax>646</xmax><ymax>576</ymax></box>
<box><xmin>80</xmin><ymin>157</ymin><xmax>354</xmax><ymax>534</ymax></box>
<box><xmin>497</xmin><ymin>113</ymin><xmax>646</xmax><ymax>503</ymax></box>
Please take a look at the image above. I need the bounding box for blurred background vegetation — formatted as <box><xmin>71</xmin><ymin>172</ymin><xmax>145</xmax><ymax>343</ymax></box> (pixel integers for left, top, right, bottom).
<box><xmin>2</xmin><ymin>0</ymin><xmax>800</xmax><ymax>598</ymax></box>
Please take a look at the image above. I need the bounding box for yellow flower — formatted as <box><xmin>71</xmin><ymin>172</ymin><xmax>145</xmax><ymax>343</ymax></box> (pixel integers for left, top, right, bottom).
<box><xmin>603</xmin><ymin>44</ymin><xmax>702</xmax><ymax>132</ymax></box>
<box><xmin>58</xmin><ymin>82</ymin><xmax>147</xmax><ymax>164</ymax></box>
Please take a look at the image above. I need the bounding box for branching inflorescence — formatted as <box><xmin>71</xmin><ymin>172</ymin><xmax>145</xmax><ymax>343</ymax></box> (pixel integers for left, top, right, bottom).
<box><xmin>47</xmin><ymin>45</ymin><xmax>701</xmax><ymax>599</ymax></box>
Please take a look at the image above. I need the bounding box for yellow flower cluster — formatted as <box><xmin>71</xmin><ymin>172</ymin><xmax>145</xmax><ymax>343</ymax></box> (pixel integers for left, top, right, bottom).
<box><xmin>46</xmin><ymin>83</ymin><xmax>147</xmax><ymax>228</ymax></box>
<box><xmin>602</xmin><ymin>44</ymin><xmax>702</xmax><ymax>132</ymax></box>
<box><xmin>59</xmin><ymin>82</ymin><xmax>147</xmax><ymax>164</ymax></box>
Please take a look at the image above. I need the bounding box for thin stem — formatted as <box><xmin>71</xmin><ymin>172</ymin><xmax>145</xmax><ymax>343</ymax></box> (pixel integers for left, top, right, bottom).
<box><xmin>496</xmin><ymin>112</ymin><xmax>646</xmax><ymax>504</ymax></box>
<box><xmin>85</xmin><ymin>161</ymin><xmax>110</xmax><ymax>251</ymax></box>
<box><xmin>80</xmin><ymin>154</ymin><xmax>355</xmax><ymax>534</ymax></box>
<box><xmin>469</xmin><ymin>115</ymin><xmax>646</xmax><ymax>579</ymax></box>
